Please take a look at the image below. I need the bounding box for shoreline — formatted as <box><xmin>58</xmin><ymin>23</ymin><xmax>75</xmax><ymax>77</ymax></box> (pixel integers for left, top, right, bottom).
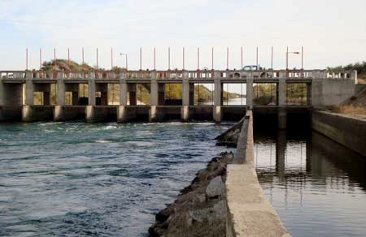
<box><xmin>148</xmin><ymin>120</ymin><xmax>242</xmax><ymax>237</ymax></box>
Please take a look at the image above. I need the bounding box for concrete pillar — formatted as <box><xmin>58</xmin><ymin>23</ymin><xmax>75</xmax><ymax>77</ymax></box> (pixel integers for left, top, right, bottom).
<box><xmin>213</xmin><ymin>78</ymin><xmax>222</xmax><ymax>122</ymax></box>
<box><xmin>88</xmin><ymin>79</ymin><xmax>96</xmax><ymax>106</ymax></box>
<box><xmin>54</xmin><ymin>79</ymin><xmax>65</xmax><ymax>121</ymax></box>
<box><xmin>246</xmin><ymin>78</ymin><xmax>253</xmax><ymax>108</ymax></box>
<box><xmin>278</xmin><ymin>78</ymin><xmax>287</xmax><ymax>129</ymax></box>
<box><xmin>119</xmin><ymin>79</ymin><xmax>128</xmax><ymax>106</ymax></box>
<box><xmin>117</xmin><ymin>105</ymin><xmax>129</xmax><ymax>123</ymax></box>
<box><xmin>181</xmin><ymin>79</ymin><xmax>190</xmax><ymax>121</ymax></box>
<box><xmin>353</xmin><ymin>70</ymin><xmax>358</xmax><ymax>83</ymax></box>
<box><xmin>150</xmin><ymin>79</ymin><xmax>159</xmax><ymax>122</ymax></box>
<box><xmin>25</xmin><ymin>79</ymin><xmax>34</xmax><ymax>106</ymax></box>
<box><xmin>22</xmin><ymin>79</ymin><xmax>34</xmax><ymax>122</ymax></box>
<box><xmin>86</xmin><ymin>105</ymin><xmax>95</xmax><ymax>123</ymax></box>
<box><xmin>117</xmin><ymin>79</ymin><xmax>129</xmax><ymax>122</ymax></box>
<box><xmin>56</xmin><ymin>79</ymin><xmax>65</xmax><ymax>106</ymax></box>
<box><xmin>86</xmin><ymin>79</ymin><xmax>96</xmax><ymax>122</ymax></box>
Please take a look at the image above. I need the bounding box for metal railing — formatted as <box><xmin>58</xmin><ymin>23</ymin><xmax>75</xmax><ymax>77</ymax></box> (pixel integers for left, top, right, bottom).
<box><xmin>0</xmin><ymin>69</ymin><xmax>355</xmax><ymax>80</ymax></box>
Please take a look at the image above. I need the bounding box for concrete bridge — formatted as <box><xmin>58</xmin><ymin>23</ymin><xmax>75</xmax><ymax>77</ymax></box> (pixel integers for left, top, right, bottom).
<box><xmin>0</xmin><ymin>69</ymin><xmax>356</xmax><ymax>128</ymax></box>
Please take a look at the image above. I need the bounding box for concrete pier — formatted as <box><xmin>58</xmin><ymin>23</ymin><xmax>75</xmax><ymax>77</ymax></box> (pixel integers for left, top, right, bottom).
<box><xmin>0</xmin><ymin>69</ymin><xmax>356</xmax><ymax>123</ymax></box>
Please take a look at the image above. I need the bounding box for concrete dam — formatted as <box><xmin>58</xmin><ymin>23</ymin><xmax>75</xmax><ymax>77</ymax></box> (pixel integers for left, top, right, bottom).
<box><xmin>0</xmin><ymin>69</ymin><xmax>356</xmax><ymax>127</ymax></box>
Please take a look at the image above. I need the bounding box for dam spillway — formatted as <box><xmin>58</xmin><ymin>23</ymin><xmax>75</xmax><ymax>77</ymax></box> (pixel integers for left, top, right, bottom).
<box><xmin>0</xmin><ymin>69</ymin><xmax>356</xmax><ymax>128</ymax></box>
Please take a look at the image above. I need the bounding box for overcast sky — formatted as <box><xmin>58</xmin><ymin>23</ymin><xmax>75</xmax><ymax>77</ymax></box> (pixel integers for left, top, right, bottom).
<box><xmin>0</xmin><ymin>0</ymin><xmax>365</xmax><ymax>70</ymax></box>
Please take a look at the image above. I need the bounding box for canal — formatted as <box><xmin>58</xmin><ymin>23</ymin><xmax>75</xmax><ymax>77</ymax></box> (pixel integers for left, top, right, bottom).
<box><xmin>255</xmin><ymin>130</ymin><xmax>366</xmax><ymax>237</ymax></box>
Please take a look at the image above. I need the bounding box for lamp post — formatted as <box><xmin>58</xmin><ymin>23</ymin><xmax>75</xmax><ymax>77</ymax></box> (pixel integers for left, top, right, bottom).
<box><xmin>120</xmin><ymin>53</ymin><xmax>128</xmax><ymax>70</ymax></box>
<box><xmin>286</xmin><ymin>46</ymin><xmax>300</xmax><ymax>70</ymax></box>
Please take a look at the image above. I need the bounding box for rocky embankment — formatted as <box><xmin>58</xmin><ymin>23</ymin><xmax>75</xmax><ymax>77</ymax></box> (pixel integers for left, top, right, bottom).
<box><xmin>148</xmin><ymin>152</ymin><xmax>233</xmax><ymax>237</ymax></box>
<box><xmin>149</xmin><ymin>122</ymin><xmax>243</xmax><ymax>237</ymax></box>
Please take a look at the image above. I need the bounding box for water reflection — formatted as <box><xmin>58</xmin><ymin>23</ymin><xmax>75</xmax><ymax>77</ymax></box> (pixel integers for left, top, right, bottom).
<box><xmin>255</xmin><ymin>131</ymin><xmax>366</xmax><ymax>237</ymax></box>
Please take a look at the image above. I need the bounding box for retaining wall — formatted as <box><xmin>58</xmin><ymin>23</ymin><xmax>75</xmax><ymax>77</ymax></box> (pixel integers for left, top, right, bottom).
<box><xmin>312</xmin><ymin>111</ymin><xmax>366</xmax><ymax>156</ymax></box>
<box><xmin>225</xmin><ymin>110</ymin><xmax>290</xmax><ymax>237</ymax></box>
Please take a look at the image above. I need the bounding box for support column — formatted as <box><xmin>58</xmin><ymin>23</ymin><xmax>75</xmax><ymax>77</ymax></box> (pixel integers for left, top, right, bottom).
<box><xmin>213</xmin><ymin>78</ymin><xmax>222</xmax><ymax>122</ymax></box>
<box><xmin>246</xmin><ymin>78</ymin><xmax>253</xmax><ymax>108</ymax></box>
<box><xmin>181</xmin><ymin>78</ymin><xmax>190</xmax><ymax>121</ymax></box>
<box><xmin>149</xmin><ymin>79</ymin><xmax>159</xmax><ymax>122</ymax></box>
<box><xmin>117</xmin><ymin>78</ymin><xmax>130</xmax><ymax>122</ymax></box>
<box><xmin>88</xmin><ymin>79</ymin><xmax>96</xmax><ymax>106</ymax></box>
<box><xmin>278</xmin><ymin>78</ymin><xmax>287</xmax><ymax>129</ymax></box>
<box><xmin>86</xmin><ymin>79</ymin><xmax>96</xmax><ymax>122</ymax></box>
<box><xmin>22</xmin><ymin>79</ymin><xmax>34</xmax><ymax>122</ymax></box>
<box><xmin>54</xmin><ymin>78</ymin><xmax>65</xmax><ymax>121</ymax></box>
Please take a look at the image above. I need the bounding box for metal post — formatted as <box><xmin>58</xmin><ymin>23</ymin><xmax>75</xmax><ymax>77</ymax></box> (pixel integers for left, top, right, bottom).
<box><xmin>39</xmin><ymin>48</ymin><xmax>42</xmax><ymax>69</ymax></box>
<box><xmin>168</xmin><ymin>47</ymin><xmax>170</xmax><ymax>70</ymax></box>
<box><xmin>256</xmin><ymin>46</ymin><xmax>259</xmax><ymax>69</ymax></box>
<box><xmin>140</xmin><ymin>47</ymin><xmax>142</xmax><ymax>70</ymax></box>
<box><xmin>301</xmin><ymin>46</ymin><xmax>304</xmax><ymax>70</ymax></box>
<box><xmin>68</xmin><ymin>48</ymin><xmax>70</xmax><ymax>66</ymax></box>
<box><xmin>211</xmin><ymin>47</ymin><xmax>214</xmax><ymax>70</ymax></box>
<box><xmin>82</xmin><ymin>48</ymin><xmax>85</xmax><ymax>65</ymax></box>
<box><xmin>226</xmin><ymin>47</ymin><xmax>229</xmax><ymax>70</ymax></box>
<box><xmin>111</xmin><ymin>48</ymin><xmax>113</xmax><ymax>69</ymax></box>
<box><xmin>286</xmin><ymin>46</ymin><xmax>288</xmax><ymax>70</ymax></box>
<box><xmin>26</xmin><ymin>48</ymin><xmax>29</xmax><ymax>70</ymax></box>
<box><xmin>183</xmin><ymin>47</ymin><xmax>185</xmax><ymax>70</ymax></box>
<box><xmin>241</xmin><ymin>46</ymin><xmax>243</xmax><ymax>69</ymax></box>
<box><xmin>96</xmin><ymin>48</ymin><xmax>99</xmax><ymax>69</ymax></box>
<box><xmin>271</xmin><ymin>46</ymin><xmax>274</xmax><ymax>69</ymax></box>
<box><xmin>154</xmin><ymin>48</ymin><xmax>156</xmax><ymax>70</ymax></box>
<box><xmin>54</xmin><ymin>48</ymin><xmax>56</xmax><ymax>62</ymax></box>
<box><xmin>197</xmin><ymin>47</ymin><xmax>200</xmax><ymax>70</ymax></box>
<box><xmin>126</xmin><ymin>54</ymin><xmax>128</xmax><ymax>70</ymax></box>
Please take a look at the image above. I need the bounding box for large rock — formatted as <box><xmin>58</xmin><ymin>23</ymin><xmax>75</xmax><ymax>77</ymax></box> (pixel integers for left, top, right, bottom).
<box><xmin>206</xmin><ymin>176</ymin><xmax>225</xmax><ymax>198</ymax></box>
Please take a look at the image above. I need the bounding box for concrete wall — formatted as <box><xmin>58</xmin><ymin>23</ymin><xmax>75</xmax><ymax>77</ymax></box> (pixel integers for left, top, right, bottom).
<box><xmin>312</xmin><ymin>111</ymin><xmax>366</xmax><ymax>156</ymax></box>
<box><xmin>226</xmin><ymin>110</ymin><xmax>290</xmax><ymax>237</ymax></box>
<box><xmin>312</xmin><ymin>78</ymin><xmax>355</xmax><ymax>107</ymax></box>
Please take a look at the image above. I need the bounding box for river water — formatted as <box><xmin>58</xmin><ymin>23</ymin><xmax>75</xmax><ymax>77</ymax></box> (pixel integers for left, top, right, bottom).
<box><xmin>255</xmin><ymin>131</ymin><xmax>366</xmax><ymax>237</ymax></box>
<box><xmin>0</xmin><ymin>122</ymin><xmax>230</xmax><ymax>237</ymax></box>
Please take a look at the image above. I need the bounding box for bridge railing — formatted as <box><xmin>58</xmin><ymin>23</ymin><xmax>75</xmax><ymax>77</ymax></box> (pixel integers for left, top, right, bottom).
<box><xmin>0</xmin><ymin>69</ymin><xmax>355</xmax><ymax>80</ymax></box>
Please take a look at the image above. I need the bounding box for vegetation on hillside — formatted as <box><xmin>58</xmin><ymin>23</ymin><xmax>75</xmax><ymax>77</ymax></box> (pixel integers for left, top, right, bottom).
<box><xmin>327</xmin><ymin>61</ymin><xmax>366</xmax><ymax>80</ymax></box>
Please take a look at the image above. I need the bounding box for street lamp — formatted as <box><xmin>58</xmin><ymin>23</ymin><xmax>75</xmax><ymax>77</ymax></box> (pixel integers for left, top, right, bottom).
<box><xmin>286</xmin><ymin>46</ymin><xmax>300</xmax><ymax>70</ymax></box>
<box><xmin>120</xmin><ymin>53</ymin><xmax>128</xmax><ymax>70</ymax></box>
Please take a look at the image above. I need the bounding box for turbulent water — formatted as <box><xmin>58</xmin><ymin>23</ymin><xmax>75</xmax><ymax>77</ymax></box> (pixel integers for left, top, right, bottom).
<box><xmin>255</xmin><ymin>131</ymin><xmax>366</xmax><ymax>237</ymax></box>
<box><xmin>0</xmin><ymin>122</ymin><xmax>230</xmax><ymax>237</ymax></box>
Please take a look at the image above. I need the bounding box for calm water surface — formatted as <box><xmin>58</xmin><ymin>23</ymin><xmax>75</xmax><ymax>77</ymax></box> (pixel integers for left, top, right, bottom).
<box><xmin>255</xmin><ymin>131</ymin><xmax>366</xmax><ymax>237</ymax></box>
<box><xmin>0</xmin><ymin>122</ymin><xmax>230</xmax><ymax>237</ymax></box>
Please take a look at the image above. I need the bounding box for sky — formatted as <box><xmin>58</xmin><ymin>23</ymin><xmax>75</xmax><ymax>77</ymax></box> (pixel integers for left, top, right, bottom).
<box><xmin>0</xmin><ymin>0</ymin><xmax>365</xmax><ymax>70</ymax></box>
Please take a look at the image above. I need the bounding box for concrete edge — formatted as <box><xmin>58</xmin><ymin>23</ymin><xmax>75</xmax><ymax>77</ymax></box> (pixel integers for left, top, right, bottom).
<box><xmin>226</xmin><ymin>110</ymin><xmax>290</xmax><ymax>237</ymax></box>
